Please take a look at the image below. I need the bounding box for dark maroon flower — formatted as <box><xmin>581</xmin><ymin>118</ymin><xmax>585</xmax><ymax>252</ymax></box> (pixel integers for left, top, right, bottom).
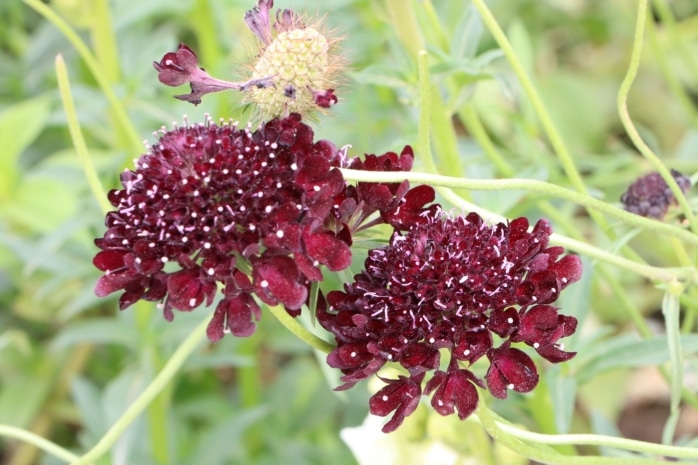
<box><xmin>620</xmin><ymin>169</ymin><xmax>692</xmax><ymax>219</ymax></box>
<box><xmin>153</xmin><ymin>43</ymin><xmax>275</xmax><ymax>105</ymax></box>
<box><xmin>94</xmin><ymin>114</ymin><xmax>353</xmax><ymax>340</ymax></box>
<box><xmin>318</xmin><ymin>211</ymin><xmax>582</xmax><ymax>432</ymax></box>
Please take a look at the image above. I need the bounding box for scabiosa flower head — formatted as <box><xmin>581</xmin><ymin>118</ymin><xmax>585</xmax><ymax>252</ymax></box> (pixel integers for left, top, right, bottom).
<box><xmin>318</xmin><ymin>211</ymin><xmax>583</xmax><ymax>433</ymax></box>
<box><xmin>243</xmin><ymin>0</ymin><xmax>345</xmax><ymax>119</ymax></box>
<box><xmin>93</xmin><ymin>114</ymin><xmax>353</xmax><ymax>340</ymax></box>
<box><xmin>620</xmin><ymin>169</ymin><xmax>691</xmax><ymax>219</ymax></box>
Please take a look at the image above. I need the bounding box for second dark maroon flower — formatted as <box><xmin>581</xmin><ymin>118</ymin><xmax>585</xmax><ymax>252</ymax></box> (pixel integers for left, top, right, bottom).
<box><xmin>318</xmin><ymin>211</ymin><xmax>583</xmax><ymax>432</ymax></box>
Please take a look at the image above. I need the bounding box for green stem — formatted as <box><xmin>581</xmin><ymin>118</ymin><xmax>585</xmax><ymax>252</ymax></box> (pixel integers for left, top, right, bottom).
<box><xmin>417</xmin><ymin>50</ymin><xmax>435</xmax><ymax>174</ymax></box>
<box><xmin>651</xmin><ymin>0</ymin><xmax>698</xmax><ymax>85</ymax></box>
<box><xmin>475</xmin><ymin>405</ymin><xmax>698</xmax><ymax>461</ymax></box>
<box><xmin>476</xmin><ymin>403</ymin><xmax>690</xmax><ymax>464</ymax></box>
<box><xmin>458</xmin><ymin>104</ymin><xmax>512</xmax><ymax>176</ymax></box>
<box><xmin>470</xmin><ymin>0</ymin><xmax>609</xmax><ymax>232</ymax></box>
<box><xmin>55</xmin><ymin>54</ymin><xmax>110</xmax><ymax>215</ymax></box>
<box><xmin>265</xmin><ymin>304</ymin><xmax>334</xmax><ymax>354</ymax></box>
<box><xmin>0</xmin><ymin>425</ymin><xmax>79</xmax><ymax>464</ymax></box>
<box><xmin>384</xmin><ymin>0</ymin><xmax>424</xmax><ymax>59</ymax></box>
<box><xmin>145</xmin><ymin>348</ymin><xmax>171</xmax><ymax>465</ymax></box>
<box><xmin>645</xmin><ymin>15</ymin><xmax>698</xmax><ymax>128</ymax></box>
<box><xmin>89</xmin><ymin>0</ymin><xmax>120</xmax><ymax>83</ymax></box>
<box><xmin>340</xmin><ymin>169</ymin><xmax>698</xmax><ymax>253</ymax></box>
<box><xmin>70</xmin><ymin>316</ymin><xmax>210</xmax><ymax>465</ymax></box>
<box><xmin>238</xmin><ymin>336</ymin><xmax>263</xmax><ymax>456</ymax></box>
<box><xmin>617</xmin><ymin>0</ymin><xmax>698</xmax><ymax>234</ymax></box>
<box><xmin>549</xmin><ymin>233</ymin><xmax>692</xmax><ymax>283</ymax></box>
<box><xmin>23</xmin><ymin>0</ymin><xmax>142</xmax><ymax>154</ymax></box>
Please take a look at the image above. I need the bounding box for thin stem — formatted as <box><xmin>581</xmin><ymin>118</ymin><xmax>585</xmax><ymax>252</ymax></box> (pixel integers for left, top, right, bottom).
<box><xmin>0</xmin><ymin>425</ymin><xmax>79</xmax><ymax>464</ymax></box>
<box><xmin>265</xmin><ymin>304</ymin><xmax>334</xmax><ymax>354</ymax></box>
<box><xmin>470</xmin><ymin>0</ymin><xmax>611</xmax><ymax>234</ymax></box>
<box><xmin>550</xmin><ymin>233</ymin><xmax>692</xmax><ymax>283</ymax></box>
<box><xmin>23</xmin><ymin>0</ymin><xmax>143</xmax><ymax>154</ymax></box>
<box><xmin>476</xmin><ymin>403</ymin><xmax>673</xmax><ymax>465</ymax></box>
<box><xmin>417</xmin><ymin>50</ymin><xmax>435</xmax><ymax>174</ymax></box>
<box><xmin>90</xmin><ymin>0</ymin><xmax>120</xmax><ymax>83</ymax></box>
<box><xmin>645</xmin><ymin>15</ymin><xmax>698</xmax><ymax>128</ymax></box>
<box><xmin>384</xmin><ymin>0</ymin><xmax>424</xmax><ymax>59</ymax></box>
<box><xmin>475</xmin><ymin>407</ymin><xmax>698</xmax><ymax>460</ymax></box>
<box><xmin>340</xmin><ymin>169</ymin><xmax>698</xmax><ymax>253</ymax></box>
<box><xmin>55</xmin><ymin>54</ymin><xmax>110</xmax><ymax>215</ymax></box>
<box><xmin>70</xmin><ymin>316</ymin><xmax>210</xmax><ymax>465</ymax></box>
<box><xmin>651</xmin><ymin>0</ymin><xmax>698</xmax><ymax>85</ymax></box>
<box><xmin>617</xmin><ymin>0</ymin><xmax>698</xmax><ymax>234</ymax></box>
<box><xmin>458</xmin><ymin>104</ymin><xmax>512</xmax><ymax>176</ymax></box>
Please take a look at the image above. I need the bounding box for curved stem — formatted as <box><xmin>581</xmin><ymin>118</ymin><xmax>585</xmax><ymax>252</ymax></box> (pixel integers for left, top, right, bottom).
<box><xmin>0</xmin><ymin>425</ymin><xmax>79</xmax><ymax>464</ymax></box>
<box><xmin>265</xmin><ymin>304</ymin><xmax>334</xmax><ymax>354</ymax></box>
<box><xmin>617</xmin><ymin>0</ymin><xmax>698</xmax><ymax>234</ymax></box>
<box><xmin>475</xmin><ymin>403</ymin><xmax>683</xmax><ymax>465</ymax></box>
<box><xmin>70</xmin><ymin>316</ymin><xmax>209</xmax><ymax>465</ymax></box>
<box><xmin>470</xmin><ymin>0</ymin><xmax>611</xmax><ymax>233</ymax></box>
<box><xmin>475</xmin><ymin>406</ymin><xmax>698</xmax><ymax>460</ymax></box>
<box><xmin>340</xmin><ymin>169</ymin><xmax>698</xmax><ymax>252</ymax></box>
<box><xmin>55</xmin><ymin>55</ymin><xmax>110</xmax><ymax>215</ymax></box>
<box><xmin>23</xmin><ymin>0</ymin><xmax>143</xmax><ymax>154</ymax></box>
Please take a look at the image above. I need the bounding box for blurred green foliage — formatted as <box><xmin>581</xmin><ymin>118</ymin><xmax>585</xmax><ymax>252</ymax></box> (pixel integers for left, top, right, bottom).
<box><xmin>1</xmin><ymin>0</ymin><xmax>698</xmax><ymax>464</ymax></box>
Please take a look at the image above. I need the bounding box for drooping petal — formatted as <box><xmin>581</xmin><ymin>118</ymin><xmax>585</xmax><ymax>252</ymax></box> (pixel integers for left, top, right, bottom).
<box><xmin>486</xmin><ymin>344</ymin><xmax>539</xmax><ymax>399</ymax></box>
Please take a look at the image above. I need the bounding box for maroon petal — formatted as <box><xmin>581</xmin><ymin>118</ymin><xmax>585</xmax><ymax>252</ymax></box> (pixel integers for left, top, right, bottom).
<box><xmin>549</xmin><ymin>255</ymin><xmax>583</xmax><ymax>289</ymax></box>
<box><xmin>425</xmin><ymin>369</ymin><xmax>480</xmax><ymax>420</ymax></box>
<box><xmin>488</xmin><ymin>307</ymin><xmax>519</xmax><ymax>338</ymax></box>
<box><xmin>515</xmin><ymin>304</ymin><xmax>565</xmax><ymax>347</ymax></box>
<box><xmin>166</xmin><ymin>268</ymin><xmax>216</xmax><ymax>311</ymax></box>
<box><xmin>253</xmin><ymin>256</ymin><xmax>308</xmax><ymax>310</ymax></box>
<box><xmin>94</xmin><ymin>273</ymin><xmax>132</xmax><ymax>298</ymax></box>
<box><xmin>486</xmin><ymin>344</ymin><xmax>539</xmax><ymax>399</ymax></box>
<box><xmin>302</xmin><ymin>230</ymin><xmax>352</xmax><ymax>271</ymax></box>
<box><xmin>453</xmin><ymin>330</ymin><xmax>492</xmax><ymax>363</ymax></box>
<box><xmin>93</xmin><ymin>250</ymin><xmax>127</xmax><ymax>272</ymax></box>
<box><xmin>369</xmin><ymin>374</ymin><xmax>424</xmax><ymax>433</ymax></box>
<box><xmin>310</xmin><ymin>88</ymin><xmax>338</xmax><ymax>108</ymax></box>
<box><xmin>153</xmin><ymin>43</ymin><xmax>199</xmax><ymax>87</ymax></box>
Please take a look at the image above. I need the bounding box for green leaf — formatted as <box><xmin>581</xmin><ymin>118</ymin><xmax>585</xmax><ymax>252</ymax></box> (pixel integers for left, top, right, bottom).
<box><xmin>184</xmin><ymin>407</ymin><xmax>269</xmax><ymax>465</ymax></box>
<box><xmin>2</xmin><ymin>176</ymin><xmax>79</xmax><ymax>233</ymax></box>
<box><xmin>0</xmin><ymin>95</ymin><xmax>52</xmax><ymax>200</ymax></box>
<box><xmin>70</xmin><ymin>376</ymin><xmax>109</xmax><ymax>446</ymax></box>
<box><xmin>547</xmin><ymin>367</ymin><xmax>577</xmax><ymax>434</ymax></box>
<box><xmin>0</xmin><ymin>373</ymin><xmax>52</xmax><ymax>428</ymax></box>
<box><xmin>450</xmin><ymin>4</ymin><xmax>483</xmax><ymax>60</ymax></box>
<box><xmin>661</xmin><ymin>287</ymin><xmax>682</xmax><ymax>444</ymax></box>
<box><xmin>572</xmin><ymin>333</ymin><xmax>698</xmax><ymax>384</ymax></box>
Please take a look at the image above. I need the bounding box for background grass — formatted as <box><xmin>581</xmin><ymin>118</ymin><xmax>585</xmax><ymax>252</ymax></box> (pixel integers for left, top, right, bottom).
<box><xmin>1</xmin><ymin>0</ymin><xmax>698</xmax><ymax>464</ymax></box>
